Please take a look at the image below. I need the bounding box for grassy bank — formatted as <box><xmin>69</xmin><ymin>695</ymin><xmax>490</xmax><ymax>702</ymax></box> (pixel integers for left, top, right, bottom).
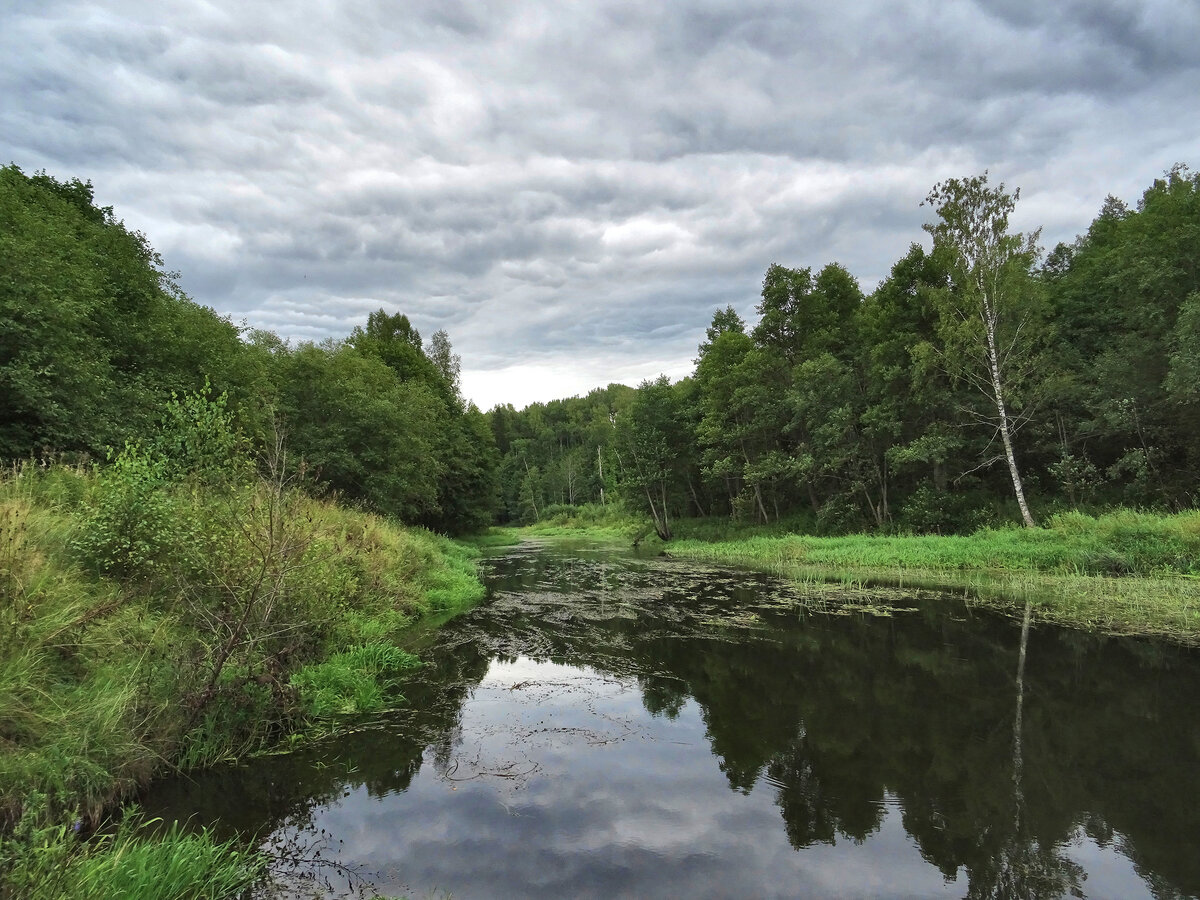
<box><xmin>0</xmin><ymin>811</ymin><xmax>265</xmax><ymax>900</ymax></box>
<box><xmin>466</xmin><ymin>503</ymin><xmax>645</xmax><ymax>548</ymax></box>
<box><xmin>664</xmin><ymin>510</ymin><xmax>1200</xmax><ymax>644</ymax></box>
<box><xmin>0</xmin><ymin>460</ymin><xmax>483</xmax><ymax>897</ymax></box>
<box><xmin>668</xmin><ymin>509</ymin><xmax>1200</xmax><ymax>576</ymax></box>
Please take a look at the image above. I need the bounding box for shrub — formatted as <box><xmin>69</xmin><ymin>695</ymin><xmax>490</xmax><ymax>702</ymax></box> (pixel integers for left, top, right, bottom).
<box><xmin>151</xmin><ymin>384</ymin><xmax>251</xmax><ymax>487</ymax></box>
<box><xmin>68</xmin><ymin>445</ymin><xmax>191</xmax><ymax>579</ymax></box>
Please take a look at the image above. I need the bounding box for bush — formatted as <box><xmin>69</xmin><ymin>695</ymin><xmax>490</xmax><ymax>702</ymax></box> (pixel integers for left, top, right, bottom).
<box><xmin>815</xmin><ymin>494</ymin><xmax>861</xmax><ymax>536</ymax></box>
<box><xmin>68</xmin><ymin>444</ymin><xmax>192</xmax><ymax>580</ymax></box>
<box><xmin>68</xmin><ymin>386</ymin><xmax>253</xmax><ymax>580</ymax></box>
<box><xmin>151</xmin><ymin>384</ymin><xmax>251</xmax><ymax>487</ymax></box>
<box><xmin>538</xmin><ymin>502</ymin><xmax>630</xmax><ymax>527</ymax></box>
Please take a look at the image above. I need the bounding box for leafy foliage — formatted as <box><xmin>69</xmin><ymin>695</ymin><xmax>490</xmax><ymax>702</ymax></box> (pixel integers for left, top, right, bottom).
<box><xmin>0</xmin><ymin>166</ymin><xmax>252</xmax><ymax>461</ymax></box>
<box><xmin>69</xmin><ymin>444</ymin><xmax>188</xmax><ymax>579</ymax></box>
<box><xmin>1</xmin><ymin>165</ymin><xmax>500</xmax><ymax>535</ymax></box>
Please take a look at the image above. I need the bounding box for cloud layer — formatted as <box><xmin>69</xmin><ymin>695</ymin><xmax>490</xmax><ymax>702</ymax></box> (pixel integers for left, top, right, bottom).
<box><xmin>3</xmin><ymin>1</ymin><xmax>1197</xmax><ymax>408</ymax></box>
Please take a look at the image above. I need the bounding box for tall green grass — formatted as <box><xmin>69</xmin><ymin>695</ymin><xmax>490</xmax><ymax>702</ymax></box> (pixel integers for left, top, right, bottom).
<box><xmin>291</xmin><ymin>644</ymin><xmax>421</xmax><ymax>717</ymax></box>
<box><xmin>535</xmin><ymin>502</ymin><xmax>634</xmax><ymax>529</ymax></box>
<box><xmin>496</xmin><ymin>502</ymin><xmax>645</xmax><ymax>542</ymax></box>
<box><xmin>668</xmin><ymin>509</ymin><xmax>1200</xmax><ymax>576</ymax></box>
<box><xmin>0</xmin><ymin>461</ymin><xmax>486</xmax><ymax>896</ymax></box>
<box><xmin>0</xmin><ymin>804</ymin><xmax>263</xmax><ymax>900</ymax></box>
<box><xmin>462</xmin><ymin>527</ymin><xmax>526</xmax><ymax>549</ymax></box>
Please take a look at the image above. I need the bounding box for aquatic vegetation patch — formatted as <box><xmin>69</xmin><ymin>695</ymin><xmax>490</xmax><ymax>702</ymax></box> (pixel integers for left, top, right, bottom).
<box><xmin>666</xmin><ymin>527</ymin><xmax>1200</xmax><ymax>644</ymax></box>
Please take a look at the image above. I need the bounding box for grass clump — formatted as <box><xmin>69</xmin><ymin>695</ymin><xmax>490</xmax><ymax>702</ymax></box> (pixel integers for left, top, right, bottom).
<box><xmin>462</xmin><ymin>527</ymin><xmax>526</xmax><ymax>550</ymax></box>
<box><xmin>72</xmin><ymin>820</ymin><xmax>263</xmax><ymax>900</ymax></box>
<box><xmin>291</xmin><ymin>644</ymin><xmax>421</xmax><ymax>718</ymax></box>
<box><xmin>498</xmin><ymin>502</ymin><xmax>645</xmax><ymax>543</ymax></box>
<box><xmin>535</xmin><ymin>502</ymin><xmax>633</xmax><ymax>529</ymax></box>
<box><xmin>0</xmin><ymin>801</ymin><xmax>263</xmax><ymax>900</ymax></box>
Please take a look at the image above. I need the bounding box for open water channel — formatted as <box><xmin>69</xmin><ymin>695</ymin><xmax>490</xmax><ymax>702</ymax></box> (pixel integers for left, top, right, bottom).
<box><xmin>141</xmin><ymin>539</ymin><xmax>1200</xmax><ymax>899</ymax></box>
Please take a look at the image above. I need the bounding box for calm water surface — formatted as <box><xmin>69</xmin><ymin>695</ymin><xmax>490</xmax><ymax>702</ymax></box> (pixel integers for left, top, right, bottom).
<box><xmin>141</xmin><ymin>540</ymin><xmax>1200</xmax><ymax>899</ymax></box>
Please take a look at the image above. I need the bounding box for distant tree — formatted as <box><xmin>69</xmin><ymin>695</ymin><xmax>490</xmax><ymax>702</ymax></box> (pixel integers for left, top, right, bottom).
<box><xmin>425</xmin><ymin>404</ymin><xmax>500</xmax><ymax>534</ymax></box>
<box><xmin>348</xmin><ymin>309</ymin><xmax>440</xmax><ymax>384</ymax></box>
<box><xmin>696</xmin><ymin>305</ymin><xmax>745</xmax><ymax>359</ymax></box>
<box><xmin>754</xmin><ymin>265</ymin><xmax>813</xmax><ymax>362</ymax></box>
<box><xmin>274</xmin><ymin>343</ymin><xmax>443</xmax><ymax>522</ymax></box>
<box><xmin>1167</xmin><ymin>293</ymin><xmax>1200</xmax><ymax>406</ymax></box>
<box><xmin>695</xmin><ymin>326</ymin><xmax>789</xmax><ymax>523</ymax></box>
<box><xmin>1047</xmin><ymin>165</ymin><xmax>1200</xmax><ymax>507</ymax></box>
<box><xmin>427</xmin><ymin>328</ymin><xmax>463</xmax><ymax>407</ymax></box>
<box><xmin>859</xmin><ymin>244</ymin><xmax>961</xmax><ymax>531</ymax></box>
<box><xmin>753</xmin><ymin>262</ymin><xmax>861</xmax><ymax>364</ymax></box>
<box><xmin>619</xmin><ymin>375</ymin><xmax>687</xmax><ymax>540</ymax></box>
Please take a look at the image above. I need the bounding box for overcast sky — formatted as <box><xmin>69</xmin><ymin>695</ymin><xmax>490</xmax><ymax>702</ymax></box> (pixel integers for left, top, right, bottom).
<box><xmin>3</xmin><ymin>1</ymin><xmax>1197</xmax><ymax>409</ymax></box>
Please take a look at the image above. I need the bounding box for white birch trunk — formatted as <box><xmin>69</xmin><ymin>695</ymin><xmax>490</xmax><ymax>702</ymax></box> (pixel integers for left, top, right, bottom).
<box><xmin>983</xmin><ymin>298</ymin><xmax>1036</xmax><ymax>527</ymax></box>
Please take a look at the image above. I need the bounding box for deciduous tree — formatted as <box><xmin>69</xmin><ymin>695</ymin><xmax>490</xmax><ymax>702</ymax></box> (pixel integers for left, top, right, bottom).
<box><xmin>924</xmin><ymin>173</ymin><xmax>1043</xmax><ymax>527</ymax></box>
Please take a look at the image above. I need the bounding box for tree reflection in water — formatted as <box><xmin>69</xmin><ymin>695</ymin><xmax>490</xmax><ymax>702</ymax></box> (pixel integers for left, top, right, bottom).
<box><xmin>139</xmin><ymin>546</ymin><xmax>1200</xmax><ymax>899</ymax></box>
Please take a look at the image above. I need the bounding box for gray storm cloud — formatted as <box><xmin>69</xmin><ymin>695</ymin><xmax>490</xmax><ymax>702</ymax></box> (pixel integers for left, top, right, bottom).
<box><xmin>2</xmin><ymin>0</ymin><xmax>1196</xmax><ymax>408</ymax></box>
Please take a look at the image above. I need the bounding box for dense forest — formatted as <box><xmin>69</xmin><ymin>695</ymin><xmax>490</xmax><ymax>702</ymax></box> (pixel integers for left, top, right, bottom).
<box><xmin>490</xmin><ymin>166</ymin><xmax>1200</xmax><ymax>538</ymax></box>
<box><xmin>3</xmin><ymin>163</ymin><xmax>1198</xmax><ymax>540</ymax></box>
<box><xmin>1</xmin><ymin>164</ymin><xmax>499</xmax><ymax>534</ymax></box>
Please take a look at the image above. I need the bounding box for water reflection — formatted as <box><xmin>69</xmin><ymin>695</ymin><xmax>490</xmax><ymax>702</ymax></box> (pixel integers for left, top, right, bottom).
<box><xmin>141</xmin><ymin>541</ymin><xmax>1200</xmax><ymax>899</ymax></box>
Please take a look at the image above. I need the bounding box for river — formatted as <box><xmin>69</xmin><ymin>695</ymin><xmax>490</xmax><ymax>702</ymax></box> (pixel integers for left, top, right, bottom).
<box><xmin>140</xmin><ymin>539</ymin><xmax>1200</xmax><ymax>899</ymax></box>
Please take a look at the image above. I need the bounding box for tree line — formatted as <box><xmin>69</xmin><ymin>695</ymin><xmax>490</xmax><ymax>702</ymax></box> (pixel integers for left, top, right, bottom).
<box><xmin>6</xmin><ymin>162</ymin><xmax>1196</xmax><ymax>538</ymax></box>
<box><xmin>0</xmin><ymin>164</ymin><xmax>499</xmax><ymax>534</ymax></box>
<box><xmin>490</xmin><ymin>165</ymin><xmax>1200</xmax><ymax>537</ymax></box>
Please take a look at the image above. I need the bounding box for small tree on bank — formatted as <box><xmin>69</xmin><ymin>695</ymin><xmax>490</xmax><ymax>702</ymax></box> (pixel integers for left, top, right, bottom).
<box><xmin>924</xmin><ymin>173</ymin><xmax>1041</xmax><ymax>527</ymax></box>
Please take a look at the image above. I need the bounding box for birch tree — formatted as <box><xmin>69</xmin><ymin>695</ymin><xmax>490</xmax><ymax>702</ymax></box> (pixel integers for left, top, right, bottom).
<box><xmin>924</xmin><ymin>173</ymin><xmax>1042</xmax><ymax>527</ymax></box>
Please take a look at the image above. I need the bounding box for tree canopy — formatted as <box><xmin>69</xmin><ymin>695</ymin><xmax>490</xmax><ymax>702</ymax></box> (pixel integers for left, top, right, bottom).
<box><xmin>1</xmin><ymin>165</ymin><xmax>499</xmax><ymax>534</ymax></box>
<box><xmin>487</xmin><ymin>165</ymin><xmax>1200</xmax><ymax>534</ymax></box>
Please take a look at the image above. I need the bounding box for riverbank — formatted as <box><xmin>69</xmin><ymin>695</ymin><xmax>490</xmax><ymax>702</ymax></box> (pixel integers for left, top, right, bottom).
<box><xmin>494</xmin><ymin>509</ymin><xmax>1200</xmax><ymax>644</ymax></box>
<box><xmin>668</xmin><ymin>511</ymin><xmax>1200</xmax><ymax>644</ymax></box>
<box><xmin>0</xmin><ymin>461</ymin><xmax>483</xmax><ymax>898</ymax></box>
